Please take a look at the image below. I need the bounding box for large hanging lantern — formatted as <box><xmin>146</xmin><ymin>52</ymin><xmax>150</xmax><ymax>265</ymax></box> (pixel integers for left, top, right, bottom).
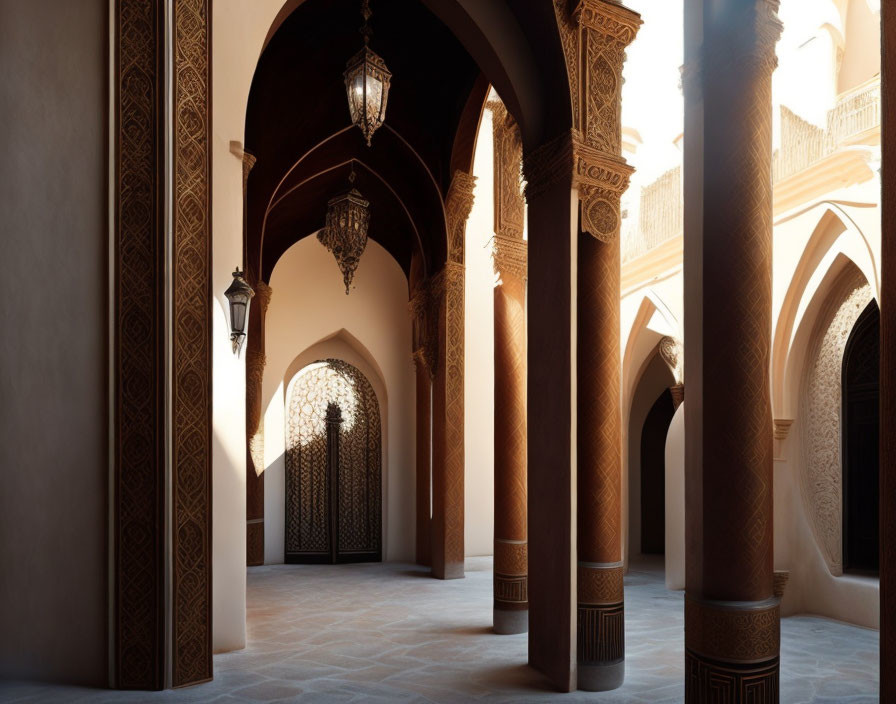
<box><xmin>224</xmin><ymin>268</ymin><xmax>254</xmax><ymax>355</ymax></box>
<box><xmin>344</xmin><ymin>0</ymin><xmax>391</xmax><ymax>146</ymax></box>
<box><xmin>318</xmin><ymin>166</ymin><xmax>370</xmax><ymax>294</ymax></box>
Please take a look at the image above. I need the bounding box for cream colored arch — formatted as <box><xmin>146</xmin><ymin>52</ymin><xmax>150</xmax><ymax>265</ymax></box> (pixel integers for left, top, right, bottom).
<box><xmin>622</xmin><ymin>291</ymin><xmax>679</xmax><ymax>417</ymax></box>
<box><xmin>772</xmin><ymin>204</ymin><xmax>879</xmax><ymax>417</ymax></box>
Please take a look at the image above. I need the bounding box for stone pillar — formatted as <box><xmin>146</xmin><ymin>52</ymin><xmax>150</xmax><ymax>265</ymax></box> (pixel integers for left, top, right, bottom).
<box><xmin>430</xmin><ymin>171</ymin><xmax>475</xmax><ymax>580</ymax></box>
<box><xmin>246</xmin><ymin>279</ymin><xmax>271</xmax><ymax>566</ymax></box>
<box><xmin>682</xmin><ymin>0</ymin><xmax>782</xmax><ymax>700</ymax></box>
<box><xmin>568</xmin><ymin>0</ymin><xmax>640</xmax><ymax>692</ymax></box>
<box><xmin>881</xmin><ymin>3</ymin><xmax>895</xmax><ymax>698</ymax></box>
<box><xmin>490</xmin><ymin>97</ymin><xmax>529</xmax><ymax>635</ymax></box>
<box><xmin>410</xmin><ymin>288</ymin><xmax>434</xmax><ymax>567</ymax></box>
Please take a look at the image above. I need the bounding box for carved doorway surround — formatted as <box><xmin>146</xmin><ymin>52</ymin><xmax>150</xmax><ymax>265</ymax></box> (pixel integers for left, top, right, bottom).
<box><xmin>284</xmin><ymin>360</ymin><xmax>383</xmax><ymax>564</ymax></box>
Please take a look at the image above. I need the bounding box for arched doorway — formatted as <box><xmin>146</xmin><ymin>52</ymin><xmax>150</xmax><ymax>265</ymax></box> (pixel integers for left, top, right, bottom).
<box><xmin>285</xmin><ymin>359</ymin><xmax>382</xmax><ymax>564</ymax></box>
<box><xmin>842</xmin><ymin>300</ymin><xmax>880</xmax><ymax>574</ymax></box>
<box><xmin>640</xmin><ymin>389</ymin><xmax>674</xmax><ymax>555</ymax></box>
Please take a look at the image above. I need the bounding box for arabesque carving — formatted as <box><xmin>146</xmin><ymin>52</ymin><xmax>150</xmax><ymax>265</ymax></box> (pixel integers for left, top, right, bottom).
<box><xmin>800</xmin><ymin>269</ymin><xmax>872</xmax><ymax>576</ymax></box>
<box><xmin>489</xmin><ymin>99</ymin><xmax>525</xmax><ymax>241</ymax></box>
<box><xmin>659</xmin><ymin>336</ymin><xmax>683</xmax><ymax>384</ymax></box>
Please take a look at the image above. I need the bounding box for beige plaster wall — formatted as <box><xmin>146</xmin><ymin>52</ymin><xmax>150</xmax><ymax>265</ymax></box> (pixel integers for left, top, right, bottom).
<box><xmin>211</xmin><ymin>0</ymin><xmax>285</xmax><ymax>654</ymax></box>
<box><xmin>0</xmin><ymin>0</ymin><xmax>108</xmax><ymax>684</ymax></box>
<box><xmin>262</xmin><ymin>237</ymin><xmax>416</xmax><ymax>564</ymax></box>
<box><xmin>664</xmin><ymin>404</ymin><xmax>685</xmax><ymax>590</ymax></box>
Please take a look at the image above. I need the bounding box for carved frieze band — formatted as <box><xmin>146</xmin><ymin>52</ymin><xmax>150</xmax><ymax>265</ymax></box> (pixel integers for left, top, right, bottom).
<box><xmin>489</xmin><ymin>99</ymin><xmax>525</xmax><ymax>241</ymax></box>
<box><xmin>171</xmin><ymin>0</ymin><xmax>212</xmax><ymax>687</ymax></box>
<box><xmin>115</xmin><ymin>0</ymin><xmax>165</xmax><ymax>690</ymax></box>
<box><xmin>493</xmin><ymin>235</ymin><xmax>528</xmax><ymax>281</ymax></box>
<box><xmin>578</xmin><ymin>563</ymin><xmax>624</xmax><ymax>605</ymax></box>
<box><xmin>685</xmin><ymin>597</ymin><xmax>780</xmax><ymax>664</ymax></box>
<box><xmin>685</xmin><ymin>650</ymin><xmax>779</xmax><ymax>703</ymax></box>
<box><xmin>495</xmin><ymin>538</ymin><xmax>528</xmax><ymax>608</ymax></box>
<box><xmin>578</xmin><ymin>603</ymin><xmax>625</xmax><ymax>665</ymax></box>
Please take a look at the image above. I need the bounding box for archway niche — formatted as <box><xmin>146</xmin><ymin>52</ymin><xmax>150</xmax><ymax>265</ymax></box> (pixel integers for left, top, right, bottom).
<box><xmin>285</xmin><ymin>359</ymin><xmax>383</xmax><ymax>564</ymax></box>
<box><xmin>626</xmin><ymin>351</ymin><xmax>675</xmax><ymax>563</ymax></box>
<box><xmin>842</xmin><ymin>299</ymin><xmax>880</xmax><ymax>574</ymax></box>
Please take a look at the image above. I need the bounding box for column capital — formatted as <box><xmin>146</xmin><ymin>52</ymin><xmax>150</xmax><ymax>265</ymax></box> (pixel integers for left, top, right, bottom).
<box><xmin>445</xmin><ymin>170</ymin><xmax>477</xmax><ymax>264</ymax></box>
<box><xmin>659</xmin><ymin>336</ymin><xmax>683</xmax><ymax>384</ymax></box>
<box><xmin>493</xmin><ymin>234</ymin><xmax>528</xmax><ymax>282</ymax></box>
<box><xmin>572</xmin><ymin>0</ymin><xmax>642</xmax><ymax>48</ymax></box>
<box><xmin>490</xmin><ymin>98</ymin><xmax>525</xmax><ymax>241</ymax></box>
<box><xmin>409</xmin><ymin>285</ymin><xmax>436</xmax><ymax>376</ymax></box>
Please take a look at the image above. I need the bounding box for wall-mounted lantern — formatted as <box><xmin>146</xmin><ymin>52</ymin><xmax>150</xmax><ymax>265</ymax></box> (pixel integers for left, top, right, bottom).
<box><xmin>225</xmin><ymin>268</ymin><xmax>254</xmax><ymax>355</ymax></box>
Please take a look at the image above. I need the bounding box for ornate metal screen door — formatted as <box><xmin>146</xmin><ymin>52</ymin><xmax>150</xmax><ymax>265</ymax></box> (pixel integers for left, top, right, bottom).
<box><xmin>285</xmin><ymin>359</ymin><xmax>382</xmax><ymax>563</ymax></box>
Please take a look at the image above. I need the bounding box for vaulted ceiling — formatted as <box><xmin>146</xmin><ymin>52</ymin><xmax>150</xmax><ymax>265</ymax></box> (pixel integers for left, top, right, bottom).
<box><xmin>245</xmin><ymin>0</ymin><xmax>488</xmax><ymax>284</ymax></box>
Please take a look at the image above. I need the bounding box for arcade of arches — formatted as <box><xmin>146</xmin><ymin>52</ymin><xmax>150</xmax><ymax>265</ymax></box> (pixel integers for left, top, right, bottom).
<box><xmin>0</xmin><ymin>0</ymin><xmax>894</xmax><ymax>701</ymax></box>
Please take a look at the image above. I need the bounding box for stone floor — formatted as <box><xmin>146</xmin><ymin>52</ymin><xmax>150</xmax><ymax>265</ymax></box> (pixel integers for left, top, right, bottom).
<box><xmin>1</xmin><ymin>557</ymin><xmax>879</xmax><ymax>703</ymax></box>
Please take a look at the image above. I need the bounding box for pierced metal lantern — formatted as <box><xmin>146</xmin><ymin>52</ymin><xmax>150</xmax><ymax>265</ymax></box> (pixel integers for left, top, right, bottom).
<box><xmin>224</xmin><ymin>268</ymin><xmax>254</xmax><ymax>355</ymax></box>
<box><xmin>318</xmin><ymin>172</ymin><xmax>370</xmax><ymax>294</ymax></box>
<box><xmin>344</xmin><ymin>0</ymin><xmax>391</xmax><ymax>146</ymax></box>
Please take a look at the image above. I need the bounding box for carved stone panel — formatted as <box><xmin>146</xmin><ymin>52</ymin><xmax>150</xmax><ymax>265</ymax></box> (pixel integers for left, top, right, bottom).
<box><xmin>800</xmin><ymin>268</ymin><xmax>872</xmax><ymax>576</ymax></box>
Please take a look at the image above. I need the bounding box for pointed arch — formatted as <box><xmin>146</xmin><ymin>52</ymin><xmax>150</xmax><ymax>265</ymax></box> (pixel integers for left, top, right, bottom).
<box><xmin>772</xmin><ymin>204</ymin><xmax>879</xmax><ymax>416</ymax></box>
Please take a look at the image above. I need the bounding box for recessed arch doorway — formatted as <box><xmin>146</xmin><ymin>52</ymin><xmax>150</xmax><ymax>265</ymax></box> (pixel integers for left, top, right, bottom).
<box><xmin>285</xmin><ymin>359</ymin><xmax>382</xmax><ymax>564</ymax></box>
<box><xmin>842</xmin><ymin>299</ymin><xmax>880</xmax><ymax>574</ymax></box>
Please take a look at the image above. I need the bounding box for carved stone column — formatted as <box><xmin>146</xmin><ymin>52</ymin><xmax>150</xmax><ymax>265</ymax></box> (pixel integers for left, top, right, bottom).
<box><xmin>410</xmin><ymin>288</ymin><xmax>434</xmax><ymax>567</ymax></box>
<box><xmin>489</xmin><ymin>99</ymin><xmax>529</xmax><ymax>634</ymax></box>
<box><xmin>430</xmin><ymin>171</ymin><xmax>475</xmax><ymax>580</ymax></box>
<box><xmin>246</xmin><ymin>279</ymin><xmax>271</xmax><ymax>566</ymax></box>
<box><xmin>566</xmin><ymin>0</ymin><xmax>640</xmax><ymax>692</ymax></box>
<box><xmin>683</xmin><ymin>0</ymin><xmax>782</xmax><ymax>699</ymax></box>
<box><xmin>881</xmin><ymin>3</ymin><xmax>895</xmax><ymax>698</ymax></box>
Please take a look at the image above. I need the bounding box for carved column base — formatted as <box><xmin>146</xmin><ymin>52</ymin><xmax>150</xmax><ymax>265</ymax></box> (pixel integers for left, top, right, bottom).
<box><xmin>577</xmin><ymin>563</ymin><xmax>625</xmax><ymax>691</ymax></box>
<box><xmin>494</xmin><ymin>538</ymin><xmax>528</xmax><ymax>634</ymax></box>
<box><xmin>685</xmin><ymin>651</ymin><xmax>779</xmax><ymax>703</ymax></box>
<box><xmin>685</xmin><ymin>597</ymin><xmax>780</xmax><ymax>703</ymax></box>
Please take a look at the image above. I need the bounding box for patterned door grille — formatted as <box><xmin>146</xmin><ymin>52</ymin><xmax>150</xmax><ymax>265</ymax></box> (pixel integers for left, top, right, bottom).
<box><xmin>285</xmin><ymin>360</ymin><xmax>382</xmax><ymax>563</ymax></box>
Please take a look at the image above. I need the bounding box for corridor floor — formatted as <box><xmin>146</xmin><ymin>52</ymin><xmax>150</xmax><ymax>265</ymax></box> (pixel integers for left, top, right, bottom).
<box><xmin>1</xmin><ymin>557</ymin><xmax>879</xmax><ymax>703</ymax></box>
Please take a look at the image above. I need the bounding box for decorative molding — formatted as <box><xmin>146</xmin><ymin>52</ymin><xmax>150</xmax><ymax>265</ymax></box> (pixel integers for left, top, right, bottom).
<box><xmin>800</xmin><ymin>270</ymin><xmax>872</xmax><ymax>576</ymax></box>
<box><xmin>171</xmin><ymin>0</ymin><xmax>212</xmax><ymax>687</ymax></box>
<box><xmin>115</xmin><ymin>0</ymin><xmax>165</xmax><ymax>690</ymax></box>
<box><xmin>685</xmin><ymin>597</ymin><xmax>780</xmax><ymax>664</ymax></box>
<box><xmin>242</xmin><ymin>150</ymin><xmax>257</xmax><ymax>181</ymax></box>
<box><xmin>773</xmin><ymin>570</ymin><xmax>790</xmax><ymax>599</ymax></box>
<box><xmin>489</xmin><ymin>99</ymin><xmax>525</xmax><ymax>241</ymax></box>
<box><xmin>578</xmin><ymin>564</ymin><xmax>624</xmax><ymax>605</ymax></box>
<box><xmin>685</xmin><ymin>650</ymin><xmax>779</xmax><ymax>702</ymax></box>
<box><xmin>493</xmin><ymin>234</ymin><xmax>528</xmax><ymax>282</ymax></box>
<box><xmin>772</xmin><ymin>418</ymin><xmax>793</xmax><ymax>441</ymax></box>
<box><xmin>522</xmin><ymin>130</ymin><xmax>575</xmax><ymax>200</ymax></box>
<box><xmin>658</xmin><ymin>336</ymin><xmax>683</xmax><ymax>384</ymax></box>
<box><xmin>670</xmin><ymin>383</ymin><xmax>685</xmax><ymax>411</ymax></box>
<box><xmin>431</xmin><ymin>259</ymin><xmax>466</xmax><ymax>579</ymax></box>
<box><xmin>445</xmin><ymin>170</ymin><xmax>476</xmax><ymax>264</ymax></box>
<box><xmin>409</xmin><ymin>285</ymin><xmax>436</xmax><ymax>376</ymax></box>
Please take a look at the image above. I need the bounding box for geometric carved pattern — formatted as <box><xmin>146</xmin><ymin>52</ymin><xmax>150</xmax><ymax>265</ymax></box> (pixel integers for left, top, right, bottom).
<box><xmin>431</xmin><ymin>171</ymin><xmax>475</xmax><ymax>580</ymax></box>
<box><xmin>577</xmin><ymin>564</ymin><xmax>624</xmax><ymax>605</ymax></box>
<box><xmin>246</xmin><ymin>281</ymin><xmax>271</xmax><ymax>567</ymax></box>
<box><xmin>171</xmin><ymin>0</ymin><xmax>212</xmax><ymax>687</ymax></box>
<box><xmin>115</xmin><ymin>0</ymin><xmax>165</xmax><ymax>690</ymax></box>
<box><xmin>685</xmin><ymin>650</ymin><xmax>779</xmax><ymax>704</ymax></box>
<box><xmin>577</xmin><ymin>603</ymin><xmax>624</xmax><ymax>665</ymax></box>
<box><xmin>495</xmin><ymin>540</ymin><xmax>528</xmax><ymax>608</ymax></box>
<box><xmin>685</xmin><ymin>598</ymin><xmax>780</xmax><ymax>663</ymax></box>
<box><xmin>431</xmin><ymin>261</ymin><xmax>466</xmax><ymax>578</ymax></box>
<box><xmin>285</xmin><ymin>360</ymin><xmax>381</xmax><ymax>561</ymax></box>
<box><xmin>489</xmin><ymin>99</ymin><xmax>525</xmax><ymax>242</ymax></box>
<box><xmin>800</xmin><ymin>269</ymin><xmax>871</xmax><ymax>576</ymax></box>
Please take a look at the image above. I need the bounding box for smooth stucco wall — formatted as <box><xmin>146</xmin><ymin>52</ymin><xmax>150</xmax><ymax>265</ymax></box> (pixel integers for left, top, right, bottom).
<box><xmin>0</xmin><ymin>0</ymin><xmax>108</xmax><ymax>684</ymax></box>
<box><xmin>664</xmin><ymin>404</ymin><xmax>685</xmax><ymax>590</ymax></box>
<box><xmin>262</xmin><ymin>237</ymin><xmax>416</xmax><ymax>563</ymax></box>
<box><xmin>211</xmin><ymin>0</ymin><xmax>284</xmax><ymax>654</ymax></box>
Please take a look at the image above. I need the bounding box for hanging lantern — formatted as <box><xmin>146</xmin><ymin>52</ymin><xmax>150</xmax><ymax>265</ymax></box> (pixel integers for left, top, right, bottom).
<box><xmin>318</xmin><ymin>166</ymin><xmax>370</xmax><ymax>294</ymax></box>
<box><xmin>224</xmin><ymin>268</ymin><xmax>254</xmax><ymax>355</ymax></box>
<box><xmin>344</xmin><ymin>0</ymin><xmax>391</xmax><ymax>146</ymax></box>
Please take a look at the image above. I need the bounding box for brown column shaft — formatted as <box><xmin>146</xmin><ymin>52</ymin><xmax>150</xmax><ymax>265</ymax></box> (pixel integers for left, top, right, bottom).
<box><xmin>881</xmin><ymin>2</ymin><xmax>895</xmax><ymax>699</ymax></box>
<box><xmin>683</xmin><ymin>0</ymin><xmax>781</xmax><ymax>699</ymax></box>
<box><xmin>431</xmin><ymin>262</ymin><xmax>465</xmax><ymax>579</ymax></box>
<box><xmin>493</xmin><ymin>252</ymin><xmax>528</xmax><ymax>632</ymax></box>
<box><xmin>413</xmin><ymin>352</ymin><xmax>432</xmax><ymax>567</ymax></box>
<box><xmin>576</xmin><ymin>216</ymin><xmax>624</xmax><ymax>681</ymax></box>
